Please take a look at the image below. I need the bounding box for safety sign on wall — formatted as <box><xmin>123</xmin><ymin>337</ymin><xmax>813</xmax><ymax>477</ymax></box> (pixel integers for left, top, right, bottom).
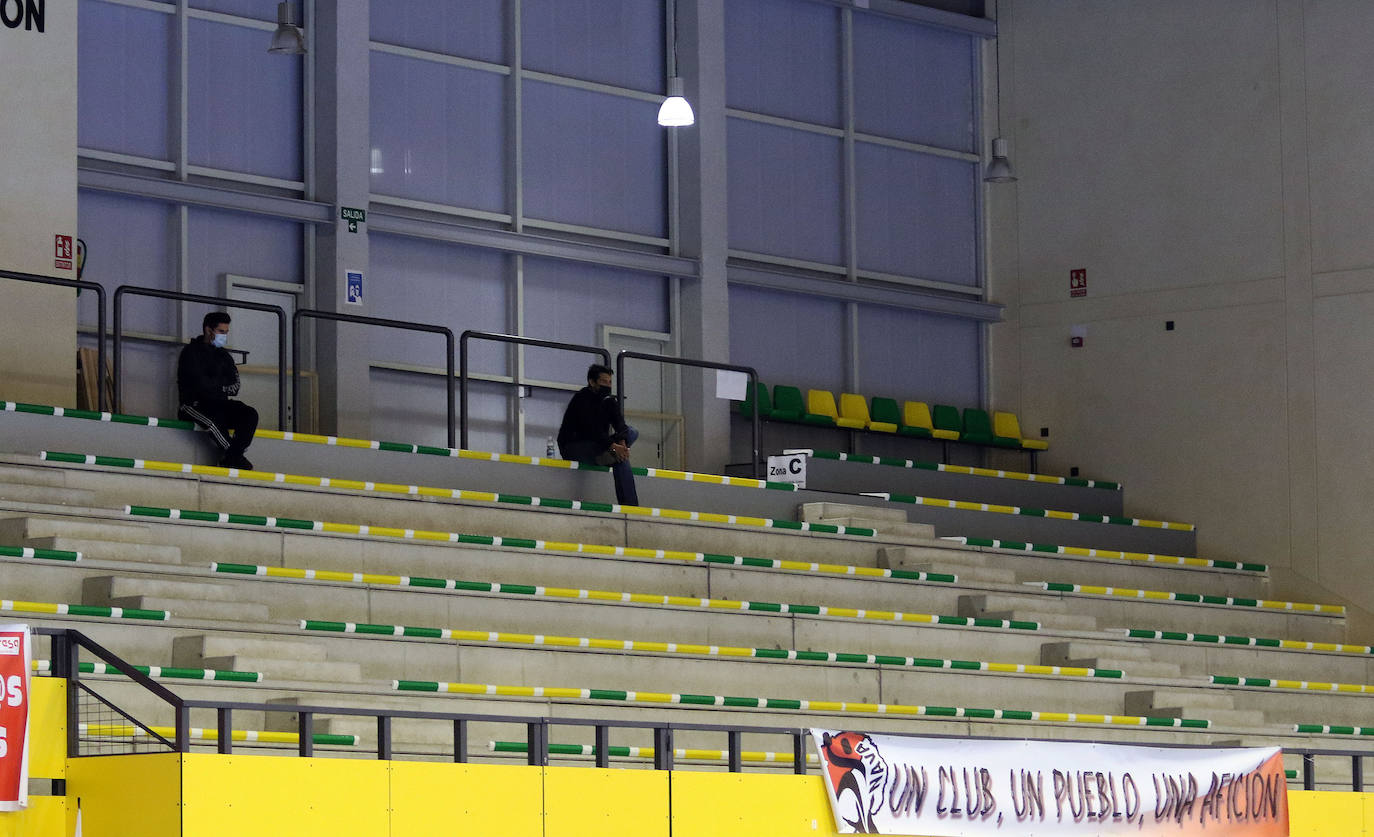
<box><xmin>0</xmin><ymin>624</ymin><xmax>31</xmax><ymax>812</ymax></box>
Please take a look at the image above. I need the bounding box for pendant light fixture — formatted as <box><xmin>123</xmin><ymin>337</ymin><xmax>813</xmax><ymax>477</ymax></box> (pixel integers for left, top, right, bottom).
<box><xmin>983</xmin><ymin>3</ymin><xmax>1015</xmax><ymax>183</ymax></box>
<box><xmin>658</xmin><ymin>0</ymin><xmax>694</xmax><ymax>127</ymax></box>
<box><xmin>268</xmin><ymin>1</ymin><xmax>306</xmax><ymax>55</ymax></box>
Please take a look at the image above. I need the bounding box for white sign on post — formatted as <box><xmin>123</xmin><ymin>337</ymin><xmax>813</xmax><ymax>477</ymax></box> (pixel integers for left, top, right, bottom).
<box><xmin>766</xmin><ymin>453</ymin><xmax>807</xmax><ymax>488</ymax></box>
<box><xmin>715</xmin><ymin>369</ymin><xmax>748</xmax><ymax>401</ymax></box>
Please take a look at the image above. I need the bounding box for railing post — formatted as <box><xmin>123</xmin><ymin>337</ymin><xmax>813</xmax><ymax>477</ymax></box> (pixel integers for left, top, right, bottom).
<box><xmin>445</xmin><ymin>331</ymin><xmax>456</xmax><ymax>448</ymax></box>
<box><xmin>217</xmin><ymin>707</ymin><xmax>233</xmax><ymax>755</ymax></box>
<box><xmin>292</xmin><ymin>309</ymin><xmax>303</xmax><ymax>432</ymax></box>
<box><xmin>51</xmin><ymin>632</ymin><xmax>81</xmax><ymax>758</ymax></box>
<box><xmin>527</xmin><ymin>721</ymin><xmax>547</xmax><ymax>767</ymax></box>
<box><xmin>594</xmin><ymin>724</ymin><xmax>610</xmax><ymax>769</ymax></box>
<box><xmin>453</xmin><ymin>719</ymin><xmax>468</xmax><ymax>763</ymax></box>
<box><xmin>653</xmin><ymin>726</ymin><xmax>674</xmax><ymax>771</ymax></box>
<box><xmin>1302</xmin><ymin>752</ymin><xmax>1315</xmax><ymax>791</ymax></box>
<box><xmin>298</xmin><ymin>711</ymin><xmax>314</xmax><ymax>757</ymax></box>
<box><xmin>459</xmin><ymin>332</ymin><xmax>469</xmax><ymax>450</ymax></box>
<box><xmin>1353</xmin><ymin>755</ymin><xmax>1364</xmax><ymax>792</ymax></box>
<box><xmin>377</xmin><ymin>715</ymin><xmax>393</xmax><ymax>761</ymax></box>
<box><xmin>112</xmin><ymin>286</ymin><xmax>125</xmax><ymax>414</ymax></box>
<box><xmin>727</xmin><ymin>729</ymin><xmax>742</xmax><ymax>773</ymax></box>
<box><xmin>793</xmin><ymin>730</ymin><xmax>808</xmax><ymax>775</ymax></box>
<box><xmin>174</xmin><ymin>704</ymin><xmax>191</xmax><ymax>753</ymax></box>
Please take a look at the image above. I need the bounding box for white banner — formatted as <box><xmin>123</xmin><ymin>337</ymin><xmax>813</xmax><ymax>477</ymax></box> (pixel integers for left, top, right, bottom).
<box><xmin>812</xmin><ymin>730</ymin><xmax>1288</xmax><ymax>836</ymax></box>
<box><xmin>0</xmin><ymin>624</ymin><xmax>31</xmax><ymax>811</ymax></box>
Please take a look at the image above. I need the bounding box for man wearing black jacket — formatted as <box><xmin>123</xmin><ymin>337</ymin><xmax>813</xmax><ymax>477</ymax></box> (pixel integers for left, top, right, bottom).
<box><xmin>557</xmin><ymin>364</ymin><xmax>639</xmax><ymax>506</ymax></box>
<box><xmin>178</xmin><ymin>312</ymin><xmax>258</xmax><ymax>470</ymax></box>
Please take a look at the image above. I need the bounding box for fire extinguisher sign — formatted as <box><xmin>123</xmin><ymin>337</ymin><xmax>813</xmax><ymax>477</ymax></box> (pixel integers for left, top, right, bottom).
<box><xmin>0</xmin><ymin>624</ymin><xmax>30</xmax><ymax>812</ymax></box>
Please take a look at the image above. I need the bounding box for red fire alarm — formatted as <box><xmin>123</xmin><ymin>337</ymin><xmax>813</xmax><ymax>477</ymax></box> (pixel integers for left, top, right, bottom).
<box><xmin>1070</xmin><ymin>325</ymin><xmax>1086</xmax><ymax>348</ymax></box>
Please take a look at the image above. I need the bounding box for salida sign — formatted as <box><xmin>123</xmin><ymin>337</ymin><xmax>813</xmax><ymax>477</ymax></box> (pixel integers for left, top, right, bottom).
<box><xmin>0</xmin><ymin>0</ymin><xmax>45</xmax><ymax>31</ymax></box>
<box><xmin>813</xmin><ymin>730</ymin><xmax>1288</xmax><ymax>836</ymax></box>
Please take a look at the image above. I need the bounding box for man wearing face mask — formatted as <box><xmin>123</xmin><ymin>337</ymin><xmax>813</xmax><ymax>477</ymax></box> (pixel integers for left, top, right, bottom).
<box><xmin>177</xmin><ymin>311</ymin><xmax>258</xmax><ymax>470</ymax></box>
<box><xmin>557</xmin><ymin>364</ymin><xmax>639</xmax><ymax>506</ymax></box>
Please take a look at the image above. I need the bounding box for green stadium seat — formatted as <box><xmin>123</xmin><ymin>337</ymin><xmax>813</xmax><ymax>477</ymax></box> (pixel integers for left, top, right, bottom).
<box><xmin>930</xmin><ymin>404</ymin><xmax>963</xmax><ymax>441</ymax></box>
<box><xmin>995</xmin><ymin>410</ymin><xmax>1050</xmax><ymax>451</ymax></box>
<box><xmin>961</xmin><ymin>408</ymin><xmax>1020</xmax><ymax>448</ymax></box>
<box><xmin>738</xmin><ymin>382</ymin><xmax>771</xmax><ymax>419</ymax></box>
<box><xmin>845</xmin><ymin>394</ymin><xmax>896</xmax><ymax>433</ymax></box>
<box><xmin>771</xmin><ymin>385</ymin><xmax>833</xmax><ymax>426</ymax></box>
<box><xmin>810</xmin><ymin>390</ymin><xmax>863</xmax><ymax>430</ymax></box>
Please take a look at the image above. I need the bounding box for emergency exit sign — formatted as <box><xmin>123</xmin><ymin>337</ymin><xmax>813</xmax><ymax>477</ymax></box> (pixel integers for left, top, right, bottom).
<box><xmin>341</xmin><ymin>206</ymin><xmax>366</xmax><ymax>233</ymax></box>
<box><xmin>1070</xmin><ymin>268</ymin><xmax>1087</xmax><ymax>298</ymax></box>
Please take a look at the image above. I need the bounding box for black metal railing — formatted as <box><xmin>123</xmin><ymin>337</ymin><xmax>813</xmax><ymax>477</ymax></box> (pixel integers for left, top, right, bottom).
<box><xmin>458</xmin><ymin>330</ymin><xmax>610</xmax><ymax>451</ymax></box>
<box><xmin>615</xmin><ymin>350</ymin><xmax>761</xmax><ymax>479</ymax></box>
<box><xmin>30</xmin><ymin>628</ymin><xmax>1373</xmax><ymax>790</ymax></box>
<box><xmin>112</xmin><ymin>287</ymin><xmax>288</xmax><ymax>430</ymax></box>
<box><xmin>0</xmin><ymin>270</ymin><xmax>109</xmax><ymax>411</ymax></box>
<box><xmin>294</xmin><ymin>310</ymin><xmax>456</xmax><ymax>447</ymax></box>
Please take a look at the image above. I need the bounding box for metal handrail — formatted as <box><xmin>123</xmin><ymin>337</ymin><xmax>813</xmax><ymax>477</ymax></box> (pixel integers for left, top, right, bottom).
<box><xmin>0</xmin><ymin>270</ymin><xmax>108</xmax><ymax>411</ymax></box>
<box><xmin>293</xmin><ymin>309</ymin><xmax>456</xmax><ymax>448</ymax></box>
<box><xmin>29</xmin><ymin>628</ymin><xmax>1373</xmax><ymax>788</ymax></box>
<box><xmin>614</xmin><ymin>350</ymin><xmax>761</xmax><ymax>479</ymax></box>
<box><xmin>112</xmin><ymin>286</ymin><xmax>288</xmax><ymax>429</ymax></box>
<box><xmin>458</xmin><ymin>330</ymin><xmax>610</xmax><ymax>450</ymax></box>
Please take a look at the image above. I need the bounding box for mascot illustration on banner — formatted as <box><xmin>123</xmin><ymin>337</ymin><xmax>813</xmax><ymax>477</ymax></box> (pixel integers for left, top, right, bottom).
<box><xmin>820</xmin><ymin>731</ymin><xmax>891</xmax><ymax>833</ymax></box>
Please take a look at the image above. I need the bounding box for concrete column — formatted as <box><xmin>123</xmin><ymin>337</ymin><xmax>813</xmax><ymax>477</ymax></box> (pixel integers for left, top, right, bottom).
<box><xmin>310</xmin><ymin>1</ymin><xmax>372</xmax><ymax>437</ymax></box>
<box><xmin>676</xmin><ymin>0</ymin><xmax>732</xmax><ymax>473</ymax></box>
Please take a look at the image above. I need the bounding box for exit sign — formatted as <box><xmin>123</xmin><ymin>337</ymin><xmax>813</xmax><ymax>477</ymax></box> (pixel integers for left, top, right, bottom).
<box><xmin>1069</xmin><ymin>268</ymin><xmax>1087</xmax><ymax>298</ymax></box>
<box><xmin>341</xmin><ymin>206</ymin><xmax>366</xmax><ymax>233</ymax></box>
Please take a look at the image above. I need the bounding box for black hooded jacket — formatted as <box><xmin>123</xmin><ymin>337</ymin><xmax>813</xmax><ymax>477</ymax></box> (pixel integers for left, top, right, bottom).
<box><xmin>177</xmin><ymin>336</ymin><xmax>241</xmax><ymax>406</ymax></box>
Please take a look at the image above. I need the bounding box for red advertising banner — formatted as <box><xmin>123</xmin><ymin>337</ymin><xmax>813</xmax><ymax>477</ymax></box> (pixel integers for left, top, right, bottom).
<box><xmin>0</xmin><ymin>624</ymin><xmax>30</xmax><ymax>812</ymax></box>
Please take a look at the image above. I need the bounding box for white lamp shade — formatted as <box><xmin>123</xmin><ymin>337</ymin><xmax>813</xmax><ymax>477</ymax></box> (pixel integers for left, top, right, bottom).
<box><xmin>657</xmin><ymin>77</ymin><xmax>695</xmax><ymax>127</ymax></box>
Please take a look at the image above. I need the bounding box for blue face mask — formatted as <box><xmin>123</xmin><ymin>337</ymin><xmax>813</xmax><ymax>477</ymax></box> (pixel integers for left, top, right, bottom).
<box><xmin>211</xmin><ymin>333</ymin><xmax>228</xmax><ymax>348</ymax></box>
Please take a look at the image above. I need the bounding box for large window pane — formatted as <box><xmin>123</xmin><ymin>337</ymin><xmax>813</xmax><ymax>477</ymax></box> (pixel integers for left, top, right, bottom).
<box><xmin>857</xmin><ymin>305</ymin><xmax>980</xmax><ymax>406</ymax></box>
<box><xmin>369</xmin><ymin>0</ymin><xmax>505</xmax><ymax>63</ymax></box>
<box><xmin>76</xmin><ymin>191</ymin><xmax>176</xmax><ymax>334</ymax></box>
<box><xmin>853</xmin><ymin>13</ymin><xmax>975</xmax><ymax>152</ymax></box>
<box><xmin>523</xmin><ymin>81</ymin><xmax>666</xmax><ymax>238</ymax></box>
<box><xmin>855</xmin><ymin>143</ymin><xmax>977</xmax><ymax>285</ymax></box>
<box><xmin>368</xmin><ymin>234</ymin><xmax>510</xmax><ymax>375</ymax></box>
<box><xmin>188</xmin><ymin>19</ymin><xmax>303</xmax><ymax>180</ymax></box>
<box><xmin>521</xmin><ymin>257</ymin><xmax>669</xmax><ymax>384</ymax></box>
<box><xmin>729</xmin><ymin>286</ymin><xmax>844</xmax><ymax>390</ymax></box>
<box><xmin>370</xmin><ymin>52</ymin><xmax>507</xmax><ymax>212</ymax></box>
<box><xmin>523</xmin><ymin>0</ymin><xmax>662</xmax><ymax>92</ymax></box>
<box><xmin>727</xmin><ymin>119</ymin><xmax>843</xmax><ymax>265</ymax></box>
<box><xmin>186</xmin><ymin>208</ymin><xmax>304</xmax><ymax>297</ymax></box>
<box><xmin>726</xmin><ymin>0</ymin><xmax>840</xmax><ymax>127</ymax></box>
<box><xmin>78</xmin><ymin>0</ymin><xmax>173</xmax><ymax>160</ymax></box>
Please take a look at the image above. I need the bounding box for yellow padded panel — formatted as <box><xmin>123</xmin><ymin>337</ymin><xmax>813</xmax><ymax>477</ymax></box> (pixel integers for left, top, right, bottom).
<box><xmin>1021</xmin><ymin>439</ymin><xmax>1050</xmax><ymax>450</ymax></box>
<box><xmin>836</xmin><ymin>393</ymin><xmax>876</xmax><ymax>430</ymax></box>
<box><xmin>545</xmin><ymin>765</ymin><xmax>670</xmax><ymax>837</ymax></box>
<box><xmin>182</xmin><ymin>754</ymin><xmax>390</xmax><ymax>836</ymax></box>
<box><xmin>901</xmin><ymin>400</ymin><xmax>934</xmax><ymax>430</ymax></box>
<box><xmin>932</xmin><ymin>428</ymin><xmax>960</xmax><ymax>440</ymax></box>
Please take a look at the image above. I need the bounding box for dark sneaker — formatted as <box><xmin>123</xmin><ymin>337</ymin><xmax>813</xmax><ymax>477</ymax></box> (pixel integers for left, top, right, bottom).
<box><xmin>220</xmin><ymin>453</ymin><xmax>254</xmax><ymax>470</ymax></box>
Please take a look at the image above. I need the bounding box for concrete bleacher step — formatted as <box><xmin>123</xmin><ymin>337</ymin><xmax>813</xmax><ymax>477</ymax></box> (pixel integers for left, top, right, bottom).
<box><xmin>1124</xmin><ymin>690</ymin><xmax>1268</xmax><ymax>728</ymax></box>
<box><xmin>0</xmin><ymin>463</ymin><xmax>78</xmax><ymax>488</ymax></box>
<box><xmin>0</xmin><ymin>482</ymin><xmax>96</xmax><ymax>506</ymax></box>
<box><xmin>879</xmin><ymin>547</ymin><xmax>1018</xmax><ymax>585</ymax></box>
<box><xmin>958</xmin><ymin>594</ymin><xmax>1100</xmax><ymax>631</ymax></box>
<box><xmin>799</xmin><ymin>502</ymin><xmax>936</xmax><ymax>542</ymax></box>
<box><xmin>1040</xmin><ymin>641</ymin><xmax>1183</xmax><ymax>678</ymax></box>
<box><xmin>23</xmin><ymin>534</ymin><xmax>183</xmax><ymax>565</ymax></box>
<box><xmin>82</xmin><ymin>576</ymin><xmax>269</xmax><ymax>623</ymax></box>
<box><xmin>0</xmin><ymin>515</ymin><xmax>163</xmax><ymax>545</ymax></box>
<box><xmin>173</xmin><ymin>634</ymin><xmax>362</xmax><ymax>682</ymax></box>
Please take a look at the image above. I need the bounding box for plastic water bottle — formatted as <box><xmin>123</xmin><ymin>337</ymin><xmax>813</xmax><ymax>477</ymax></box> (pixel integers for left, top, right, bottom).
<box><xmin>545</xmin><ymin>436</ymin><xmax>556</xmax><ymax>457</ymax></box>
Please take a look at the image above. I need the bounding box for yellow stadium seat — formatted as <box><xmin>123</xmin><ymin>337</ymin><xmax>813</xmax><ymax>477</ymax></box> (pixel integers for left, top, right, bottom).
<box><xmin>808</xmin><ymin>390</ymin><xmax>864</xmax><ymax>429</ymax></box>
<box><xmin>994</xmin><ymin>410</ymin><xmax>1049</xmax><ymax>450</ymax></box>
<box><xmin>905</xmin><ymin>401</ymin><xmax>958</xmax><ymax>440</ymax></box>
<box><xmin>840</xmin><ymin>393</ymin><xmax>895</xmax><ymax>433</ymax></box>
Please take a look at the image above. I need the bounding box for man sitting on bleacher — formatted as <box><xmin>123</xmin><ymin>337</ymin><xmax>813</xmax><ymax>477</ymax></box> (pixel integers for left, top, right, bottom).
<box><xmin>177</xmin><ymin>311</ymin><xmax>258</xmax><ymax>470</ymax></box>
<box><xmin>557</xmin><ymin>364</ymin><xmax>639</xmax><ymax>506</ymax></box>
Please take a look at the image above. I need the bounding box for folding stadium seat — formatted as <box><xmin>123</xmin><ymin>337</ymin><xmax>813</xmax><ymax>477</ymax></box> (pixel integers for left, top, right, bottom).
<box><xmin>994</xmin><ymin>410</ymin><xmax>1049</xmax><ymax>451</ymax></box>
<box><xmin>738</xmin><ymin>382</ymin><xmax>772</xmax><ymax>419</ymax></box>
<box><xmin>960</xmin><ymin>407</ymin><xmax>1020</xmax><ymax>448</ymax></box>
<box><xmin>843</xmin><ymin>393</ymin><xmax>896</xmax><ymax>433</ymax></box>
<box><xmin>771</xmin><ymin>385</ymin><xmax>834</xmax><ymax>426</ymax></box>
<box><xmin>808</xmin><ymin>390</ymin><xmax>864</xmax><ymax>429</ymax></box>
<box><xmin>900</xmin><ymin>401</ymin><xmax>948</xmax><ymax>439</ymax></box>
<box><xmin>871</xmin><ymin>397</ymin><xmax>917</xmax><ymax>435</ymax></box>
<box><xmin>930</xmin><ymin>404</ymin><xmax>964</xmax><ymax>441</ymax></box>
